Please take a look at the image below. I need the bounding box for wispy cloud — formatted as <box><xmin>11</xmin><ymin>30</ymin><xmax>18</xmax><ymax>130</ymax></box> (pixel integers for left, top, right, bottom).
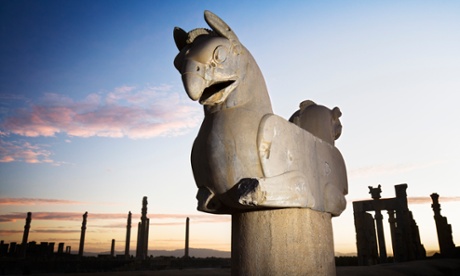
<box><xmin>348</xmin><ymin>161</ymin><xmax>441</xmax><ymax>179</ymax></box>
<box><xmin>0</xmin><ymin>139</ymin><xmax>55</xmax><ymax>164</ymax></box>
<box><xmin>0</xmin><ymin>211</ymin><xmax>230</xmax><ymax>224</ymax></box>
<box><xmin>1</xmin><ymin>85</ymin><xmax>201</xmax><ymax>139</ymax></box>
<box><xmin>32</xmin><ymin>229</ymin><xmax>81</xmax><ymax>234</ymax></box>
<box><xmin>0</xmin><ymin>198</ymin><xmax>85</xmax><ymax>206</ymax></box>
<box><xmin>0</xmin><ymin>229</ymin><xmax>23</xmax><ymax>235</ymax></box>
<box><xmin>348</xmin><ymin>196</ymin><xmax>460</xmax><ymax>205</ymax></box>
<box><xmin>408</xmin><ymin>196</ymin><xmax>460</xmax><ymax>205</ymax></box>
<box><xmin>0</xmin><ymin>85</ymin><xmax>202</xmax><ymax>163</ymax></box>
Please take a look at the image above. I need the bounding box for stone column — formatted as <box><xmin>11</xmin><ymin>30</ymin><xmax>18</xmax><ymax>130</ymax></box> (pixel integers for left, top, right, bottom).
<box><xmin>430</xmin><ymin>193</ymin><xmax>455</xmax><ymax>256</ymax></box>
<box><xmin>136</xmin><ymin>222</ymin><xmax>141</xmax><ymax>258</ymax></box>
<box><xmin>78</xmin><ymin>212</ymin><xmax>88</xmax><ymax>257</ymax></box>
<box><xmin>111</xmin><ymin>239</ymin><xmax>115</xmax><ymax>257</ymax></box>
<box><xmin>231</xmin><ymin>208</ymin><xmax>335</xmax><ymax>276</ymax></box>
<box><xmin>136</xmin><ymin>196</ymin><xmax>149</xmax><ymax>260</ymax></box>
<box><xmin>388</xmin><ymin>210</ymin><xmax>397</xmax><ymax>260</ymax></box>
<box><xmin>21</xmin><ymin>212</ymin><xmax>32</xmax><ymax>257</ymax></box>
<box><xmin>374</xmin><ymin>210</ymin><xmax>387</xmax><ymax>263</ymax></box>
<box><xmin>369</xmin><ymin>185</ymin><xmax>387</xmax><ymax>263</ymax></box>
<box><xmin>184</xmin><ymin>217</ymin><xmax>190</xmax><ymax>258</ymax></box>
<box><xmin>125</xmin><ymin>211</ymin><xmax>132</xmax><ymax>258</ymax></box>
<box><xmin>394</xmin><ymin>184</ymin><xmax>412</xmax><ymax>261</ymax></box>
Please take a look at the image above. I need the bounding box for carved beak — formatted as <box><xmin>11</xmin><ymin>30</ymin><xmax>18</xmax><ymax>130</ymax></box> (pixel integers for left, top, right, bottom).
<box><xmin>181</xmin><ymin>58</ymin><xmax>237</xmax><ymax>105</ymax></box>
<box><xmin>182</xmin><ymin>72</ymin><xmax>206</xmax><ymax>101</ymax></box>
<box><xmin>182</xmin><ymin>72</ymin><xmax>236</xmax><ymax>105</ymax></box>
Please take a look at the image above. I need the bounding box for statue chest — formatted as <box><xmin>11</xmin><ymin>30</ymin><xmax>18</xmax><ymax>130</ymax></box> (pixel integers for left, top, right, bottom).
<box><xmin>192</xmin><ymin>109</ymin><xmax>263</xmax><ymax>193</ymax></box>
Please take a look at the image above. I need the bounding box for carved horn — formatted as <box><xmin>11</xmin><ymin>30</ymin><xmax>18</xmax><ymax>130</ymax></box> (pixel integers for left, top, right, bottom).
<box><xmin>173</xmin><ymin>27</ymin><xmax>188</xmax><ymax>51</ymax></box>
<box><xmin>204</xmin><ymin>10</ymin><xmax>239</xmax><ymax>45</ymax></box>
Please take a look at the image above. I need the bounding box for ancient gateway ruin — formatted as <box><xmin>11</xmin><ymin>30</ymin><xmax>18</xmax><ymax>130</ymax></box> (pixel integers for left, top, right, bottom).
<box><xmin>430</xmin><ymin>193</ymin><xmax>458</xmax><ymax>257</ymax></box>
<box><xmin>353</xmin><ymin>184</ymin><xmax>426</xmax><ymax>265</ymax></box>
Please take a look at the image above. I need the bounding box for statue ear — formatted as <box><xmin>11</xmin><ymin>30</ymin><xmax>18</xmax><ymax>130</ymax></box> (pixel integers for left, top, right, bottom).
<box><xmin>332</xmin><ymin>107</ymin><xmax>342</xmax><ymax>119</ymax></box>
<box><xmin>204</xmin><ymin>10</ymin><xmax>240</xmax><ymax>45</ymax></box>
<box><xmin>299</xmin><ymin>100</ymin><xmax>316</xmax><ymax>110</ymax></box>
<box><xmin>174</xmin><ymin>27</ymin><xmax>188</xmax><ymax>51</ymax></box>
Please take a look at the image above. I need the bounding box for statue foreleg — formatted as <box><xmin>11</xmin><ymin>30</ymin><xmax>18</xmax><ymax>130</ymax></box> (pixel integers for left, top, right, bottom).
<box><xmin>237</xmin><ymin>171</ymin><xmax>318</xmax><ymax>209</ymax></box>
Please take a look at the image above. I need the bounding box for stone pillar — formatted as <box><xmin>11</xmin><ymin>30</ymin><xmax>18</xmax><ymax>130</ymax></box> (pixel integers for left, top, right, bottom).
<box><xmin>353</xmin><ymin>201</ymin><xmax>379</xmax><ymax>266</ymax></box>
<box><xmin>231</xmin><ymin>208</ymin><xmax>335</xmax><ymax>276</ymax></box>
<box><xmin>430</xmin><ymin>193</ymin><xmax>456</xmax><ymax>256</ymax></box>
<box><xmin>65</xmin><ymin>246</ymin><xmax>71</xmax><ymax>254</ymax></box>
<box><xmin>136</xmin><ymin>222</ymin><xmax>141</xmax><ymax>258</ymax></box>
<box><xmin>184</xmin><ymin>217</ymin><xmax>190</xmax><ymax>258</ymax></box>
<box><xmin>58</xmin><ymin>243</ymin><xmax>64</xmax><ymax>254</ymax></box>
<box><xmin>369</xmin><ymin>185</ymin><xmax>387</xmax><ymax>263</ymax></box>
<box><xmin>136</xmin><ymin>196</ymin><xmax>149</xmax><ymax>260</ymax></box>
<box><xmin>394</xmin><ymin>184</ymin><xmax>412</xmax><ymax>262</ymax></box>
<box><xmin>374</xmin><ymin>210</ymin><xmax>387</xmax><ymax>263</ymax></box>
<box><xmin>21</xmin><ymin>212</ymin><xmax>32</xmax><ymax>257</ymax></box>
<box><xmin>111</xmin><ymin>239</ymin><xmax>115</xmax><ymax>257</ymax></box>
<box><xmin>145</xmin><ymin>218</ymin><xmax>149</xmax><ymax>257</ymax></box>
<box><xmin>125</xmin><ymin>211</ymin><xmax>132</xmax><ymax>258</ymax></box>
<box><xmin>78</xmin><ymin>211</ymin><xmax>88</xmax><ymax>257</ymax></box>
<box><xmin>388</xmin><ymin>210</ymin><xmax>397</xmax><ymax>261</ymax></box>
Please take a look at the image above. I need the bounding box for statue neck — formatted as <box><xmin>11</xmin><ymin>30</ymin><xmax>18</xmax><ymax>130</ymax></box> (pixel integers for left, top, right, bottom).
<box><xmin>205</xmin><ymin>53</ymin><xmax>272</xmax><ymax>114</ymax></box>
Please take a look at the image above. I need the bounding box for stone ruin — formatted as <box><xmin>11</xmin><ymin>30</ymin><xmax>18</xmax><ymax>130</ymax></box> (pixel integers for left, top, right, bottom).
<box><xmin>353</xmin><ymin>184</ymin><xmax>426</xmax><ymax>265</ymax></box>
<box><xmin>430</xmin><ymin>193</ymin><xmax>459</xmax><ymax>257</ymax></box>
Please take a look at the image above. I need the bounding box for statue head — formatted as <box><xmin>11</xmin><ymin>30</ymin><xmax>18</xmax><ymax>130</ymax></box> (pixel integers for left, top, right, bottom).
<box><xmin>173</xmin><ymin>11</ymin><xmax>247</xmax><ymax>107</ymax></box>
<box><xmin>289</xmin><ymin>100</ymin><xmax>342</xmax><ymax>145</ymax></box>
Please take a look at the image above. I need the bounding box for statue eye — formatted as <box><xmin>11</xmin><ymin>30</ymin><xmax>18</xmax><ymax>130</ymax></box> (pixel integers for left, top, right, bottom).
<box><xmin>213</xmin><ymin>46</ymin><xmax>227</xmax><ymax>63</ymax></box>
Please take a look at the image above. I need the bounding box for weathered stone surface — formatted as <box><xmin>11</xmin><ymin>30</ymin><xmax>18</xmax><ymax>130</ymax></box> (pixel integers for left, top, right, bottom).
<box><xmin>174</xmin><ymin>11</ymin><xmax>346</xmax><ymax>275</ymax></box>
<box><xmin>289</xmin><ymin>100</ymin><xmax>342</xmax><ymax>146</ymax></box>
<box><xmin>254</xmin><ymin>114</ymin><xmax>347</xmax><ymax>216</ymax></box>
<box><xmin>174</xmin><ymin>10</ymin><xmax>347</xmax><ymax>216</ymax></box>
<box><xmin>231</xmin><ymin>208</ymin><xmax>336</xmax><ymax>276</ymax></box>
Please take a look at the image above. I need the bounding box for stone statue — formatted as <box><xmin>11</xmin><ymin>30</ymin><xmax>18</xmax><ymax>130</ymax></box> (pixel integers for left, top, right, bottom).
<box><xmin>289</xmin><ymin>100</ymin><xmax>342</xmax><ymax>145</ymax></box>
<box><xmin>174</xmin><ymin>10</ymin><xmax>347</xmax><ymax>216</ymax></box>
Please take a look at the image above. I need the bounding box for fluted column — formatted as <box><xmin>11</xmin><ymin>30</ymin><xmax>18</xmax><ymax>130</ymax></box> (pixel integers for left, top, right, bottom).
<box><xmin>21</xmin><ymin>212</ymin><xmax>32</xmax><ymax>257</ymax></box>
<box><xmin>184</xmin><ymin>217</ymin><xmax>190</xmax><ymax>258</ymax></box>
<box><xmin>125</xmin><ymin>211</ymin><xmax>132</xmax><ymax>258</ymax></box>
<box><xmin>78</xmin><ymin>212</ymin><xmax>88</xmax><ymax>257</ymax></box>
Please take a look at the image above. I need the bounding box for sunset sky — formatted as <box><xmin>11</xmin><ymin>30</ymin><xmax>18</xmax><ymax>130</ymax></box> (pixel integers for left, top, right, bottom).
<box><xmin>1</xmin><ymin>1</ymin><xmax>460</xmax><ymax>256</ymax></box>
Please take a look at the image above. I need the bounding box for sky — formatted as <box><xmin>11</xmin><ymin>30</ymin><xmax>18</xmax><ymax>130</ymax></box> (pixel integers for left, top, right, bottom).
<box><xmin>1</xmin><ymin>0</ymin><xmax>460</xmax><ymax>256</ymax></box>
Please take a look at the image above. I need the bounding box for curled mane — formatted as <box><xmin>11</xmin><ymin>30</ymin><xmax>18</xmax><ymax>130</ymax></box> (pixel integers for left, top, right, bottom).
<box><xmin>186</xmin><ymin>28</ymin><xmax>218</xmax><ymax>44</ymax></box>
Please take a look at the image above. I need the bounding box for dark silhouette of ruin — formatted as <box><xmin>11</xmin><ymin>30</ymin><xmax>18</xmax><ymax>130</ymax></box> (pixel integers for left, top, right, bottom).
<box><xmin>78</xmin><ymin>211</ymin><xmax>88</xmax><ymax>257</ymax></box>
<box><xmin>136</xmin><ymin>196</ymin><xmax>149</xmax><ymax>260</ymax></box>
<box><xmin>20</xmin><ymin>212</ymin><xmax>32</xmax><ymax>257</ymax></box>
<box><xmin>125</xmin><ymin>211</ymin><xmax>132</xmax><ymax>258</ymax></box>
<box><xmin>1</xmin><ymin>190</ymin><xmax>458</xmax><ymax>274</ymax></box>
<box><xmin>430</xmin><ymin>193</ymin><xmax>459</xmax><ymax>257</ymax></box>
<box><xmin>353</xmin><ymin>184</ymin><xmax>426</xmax><ymax>265</ymax></box>
<box><xmin>184</xmin><ymin>217</ymin><xmax>190</xmax><ymax>258</ymax></box>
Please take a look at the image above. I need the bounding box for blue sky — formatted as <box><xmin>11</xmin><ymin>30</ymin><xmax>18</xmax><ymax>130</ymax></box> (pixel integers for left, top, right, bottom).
<box><xmin>1</xmin><ymin>0</ymin><xmax>460</xmax><ymax>255</ymax></box>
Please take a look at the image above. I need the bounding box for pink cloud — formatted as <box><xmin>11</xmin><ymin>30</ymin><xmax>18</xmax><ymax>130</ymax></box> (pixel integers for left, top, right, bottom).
<box><xmin>0</xmin><ymin>229</ymin><xmax>23</xmax><ymax>235</ymax></box>
<box><xmin>349</xmin><ymin>196</ymin><xmax>460</xmax><ymax>205</ymax></box>
<box><xmin>32</xmin><ymin>229</ymin><xmax>81</xmax><ymax>234</ymax></box>
<box><xmin>348</xmin><ymin>161</ymin><xmax>441</xmax><ymax>180</ymax></box>
<box><xmin>0</xmin><ymin>211</ymin><xmax>230</xmax><ymax>225</ymax></box>
<box><xmin>0</xmin><ymin>139</ymin><xmax>54</xmax><ymax>164</ymax></box>
<box><xmin>0</xmin><ymin>85</ymin><xmax>202</xmax><ymax>140</ymax></box>
<box><xmin>408</xmin><ymin>196</ymin><xmax>460</xmax><ymax>205</ymax></box>
<box><xmin>0</xmin><ymin>198</ymin><xmax>85</xmax><ymax>206</ymax></box>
